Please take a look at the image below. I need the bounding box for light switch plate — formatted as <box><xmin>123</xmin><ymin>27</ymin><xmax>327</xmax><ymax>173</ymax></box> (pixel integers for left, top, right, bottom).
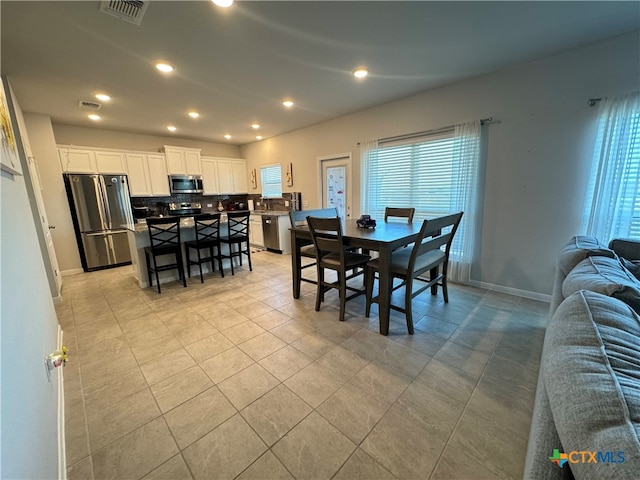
<box><xmin>285</xmin><ymin>200</ymin><xmax>290</xmax><ymax>207</ymax></box>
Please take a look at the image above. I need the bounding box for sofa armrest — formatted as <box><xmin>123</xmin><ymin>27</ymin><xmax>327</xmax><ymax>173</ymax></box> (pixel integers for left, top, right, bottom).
<box><xmin>609</xmin><ymin>238</ymin><xmax>640</xmax><ymax>261</ymax></box>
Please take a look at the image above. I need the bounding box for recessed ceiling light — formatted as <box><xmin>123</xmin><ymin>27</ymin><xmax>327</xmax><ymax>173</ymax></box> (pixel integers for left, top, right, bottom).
<box><xmin>224</xmin><ymin>134</ymin><xmax>232</xmax><ymax>140</ymax></box>
<box><xmin>154</xmin><ymin>62</ymin><xmax>174</xmax><ymax>73</ymax></box>
<box><xmin>282</xmin><ymin>99</ymin><xmax>294</xmax><ymax>108</ymax></box>
<box><xmin>256</xmin><ymin>135</ymin><xmax>263</xmax><ymax>140</ymax></box>
<box><xmin>212</xmin><ymin>0</ymin><xmax>234</xmax><ymax>7</ymax></box>
<box><xmin>251</xmin><ymin>123</ymin><xmax>260</xmax><ymax>129</ymax></box>
<box><xmin>188</xmin><ymin>111</ymin><xmax>200</xmax><ymax>118</ymax></box>
<box><xmin>167</xmin><ymin>125</ymin><xmax>177</xmax><ymax>132</ymax></box>
<box><xmin>88</xmin><ymin>114</ymin><xmax>101</xmax><ymax>121</ymax></box>
<box><xmin>352</xmin><ymin>67</ymin><xmax>369</xmax><ymax>79</ymax></box>
<box><xmin>95</xmin><ymin>93</ymin><xmax>111</xmax><ymax>102</ymax></box>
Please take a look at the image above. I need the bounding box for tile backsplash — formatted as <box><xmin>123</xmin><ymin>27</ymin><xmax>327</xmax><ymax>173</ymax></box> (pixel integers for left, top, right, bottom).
<box><xmin>132</xmin><ymin>194</ymin><xmax>247</xmax><ymax>216</ymax></box>
<box><xmin>132</xmin><ymin>192</ymin><xmax>304</xmax><ymax>215</ymax></box>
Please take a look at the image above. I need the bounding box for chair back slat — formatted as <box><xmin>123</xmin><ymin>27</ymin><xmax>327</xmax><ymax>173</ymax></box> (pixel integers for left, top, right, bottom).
<box><xmin>194</xmin><ymin>213</ymin><xmax>221</xmax><ymax>243</ymax></box>
<box><xmin>408</xmin><ymin>212</ymin><xmax>464</xmax><ymax>270</ymax></box>
<box><xmin>226</xmin><ymin>212</ymin><xmax>250</xmax><ymax>239</ymax></box>
<box><xmin>384</xmin><ymin>207</ymin><xmax>415</xmax><ymax>222</ymax></box>
<box><xmin>290</xmin><ymin>207</ymin><xmax>338</xmax><ymax>226</ymax></box>
<box><xmin>146</xmin><ymin>216</ymin><xmax>181</xmax><ymax>249</ymax></box>
<box><xmin>306</xmin><ymin>216</ymin><xmax>345</xmax><ymax>257</ymax></box>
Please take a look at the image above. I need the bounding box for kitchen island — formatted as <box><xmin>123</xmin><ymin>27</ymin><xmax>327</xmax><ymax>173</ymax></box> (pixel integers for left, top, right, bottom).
<box><xmin>125</xmin><ymin>215</ymin><xmax>234</xmax><ymax>288</ymax></box>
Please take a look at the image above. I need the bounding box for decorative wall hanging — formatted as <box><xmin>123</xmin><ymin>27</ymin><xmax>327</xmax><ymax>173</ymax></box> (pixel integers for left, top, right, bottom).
<box><xmin>286</xmin><ymin>162</ymin><xmax>293</xmax><ymax>187</ymax></box>
<box><xmin>0</xmin><ymin>78</ymin><xmax>22</xmax><ymax>175</ymax></box>
<box><xmin>250</xmin><ymin>168</ymin><xmax>257</xmax><ymax>189</ymax></box>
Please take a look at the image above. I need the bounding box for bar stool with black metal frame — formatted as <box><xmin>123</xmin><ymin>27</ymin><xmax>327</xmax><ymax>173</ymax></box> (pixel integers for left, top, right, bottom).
<box><xmin>220</xmin><ymin>211</ymin><xmax>252</xmax><ymax>275</ymax></box>
<box><xmin>307</xmin><ymin>215</ymin><xmax>371</xmax><ymax>322</ymax></box>
<box><xmin>184</xmin><ymin>213</ymin><xmax>224</xmax><ymax>282</ymax></box>
<box><xmin>144</xmin><ymin>216</ymin><xmax>187</xmax><ymax>294</ymax></box>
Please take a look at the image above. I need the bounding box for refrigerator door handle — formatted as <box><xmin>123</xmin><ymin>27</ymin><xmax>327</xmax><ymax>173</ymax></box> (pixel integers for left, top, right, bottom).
<box><xmin>99</xmin><ymin>176</ymin><xmax>113</xmax><ymax>230</ymax></box>
<box><xmin>92</xmin><ymin>175</ymin><xmax>110</xmax><ymax>231</ymax></box>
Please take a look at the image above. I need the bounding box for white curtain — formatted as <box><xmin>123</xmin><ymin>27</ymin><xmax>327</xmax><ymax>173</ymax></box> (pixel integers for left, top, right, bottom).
<box><xmin>359</xmin><ymin>139</ymin><xmax>378</xmax><ymax>215</ymax></box>
<box><xmin>448</xmin><ymin>120</ymin><xmax>481</xmax><ymax>283</ymax></box>
<box><xmin>583</xmin><ymin>92</ymin><xmax>640</xmax><ymax>243</ymax></box>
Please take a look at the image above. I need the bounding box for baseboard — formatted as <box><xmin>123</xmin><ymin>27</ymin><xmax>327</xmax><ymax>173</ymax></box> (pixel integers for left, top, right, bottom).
<box><xmin>52</xmin><ymin>295</ymin><xmax>62</xmax><ymax>305</ymax></box>
<box><xmin>57</xmin><ymin>326</ymin><xmax>67</xmax><ymax>480</ymax></box>
<box><xmin>468</xmin><ymin>280</ymin><xmax>551</xmax><ymax>303</ymax></box>
<box><xmin>61</xmin><ymin>268</ymin><xmax>83</xmax><ymax>277</ymax></box>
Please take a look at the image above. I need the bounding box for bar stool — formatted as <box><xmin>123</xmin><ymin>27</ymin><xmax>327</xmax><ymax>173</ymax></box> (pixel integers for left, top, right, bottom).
<box><xmin>184</xmin><ymin>213</ymin><xmax>224</xmax><ymax>282</ymax></box>
<box><xmin>144</xmin><ymin>216</ymin><xmax>186</xmax><ymax>293</ymax></box>
<box><xmin>220</xmin><ymin>211</ymin><xmax>252</xmax><ymax>275</ymax></box>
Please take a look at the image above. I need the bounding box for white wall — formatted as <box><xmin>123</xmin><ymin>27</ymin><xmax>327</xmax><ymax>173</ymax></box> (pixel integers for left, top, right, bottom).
<box><xmin>23</xmin><ymin>114</ymin><xmax>82</xmax><ymax>274</ymax></box>
<box><xmin>52</xmin><ymin>124</ymin><xmax>242</xmax><ymax>158</ymax></box>
<box><xmin>241</xmin><ymin>31</ymin><xmax>640</xmax><ymax>297</ymax></box>
<box><xmin>1</xmin><ymin>86</ymin><xmax>60</xmax><ymax>479</ymax></box>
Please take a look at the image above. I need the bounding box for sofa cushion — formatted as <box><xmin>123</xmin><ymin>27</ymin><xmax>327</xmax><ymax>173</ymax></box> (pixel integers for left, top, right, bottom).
<box><xmin>563</xmin><ymin>256</ymin><xmax>640</xmax><ymax>313</ymax></box>
<box><xmin>620</xmin><ymin>257</ymin><xmax>640</xmax><ymax>282</ymax></box>
<box><xmin>557</xmin><ymin>235</ymin><xmax>616</xmax><ymax>277</ymax></box>
<box><xmin>544</xmin><ymin>291</ymin><xmax>640</xmax><ymax>479</ymax></box>
<box><xmin>609</xmin><ymin>238</ymin><xmax>640</xmax><ymax>262</ymax></box>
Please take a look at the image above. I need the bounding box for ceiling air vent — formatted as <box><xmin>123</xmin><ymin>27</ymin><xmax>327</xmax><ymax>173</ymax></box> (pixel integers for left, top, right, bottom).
<box><xmin>78</xmin><ymin>101</ymin><xmax>102</xmax><ymax>111</ymax></box>
<box><xmin>99</xmin><ymin>0</ymin><xmax>149</xmax><ymax>26</ymax></box>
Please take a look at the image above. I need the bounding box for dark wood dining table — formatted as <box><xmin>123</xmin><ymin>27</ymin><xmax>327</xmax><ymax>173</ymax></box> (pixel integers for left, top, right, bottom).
<box><xmin>290</xmin><ymin>220</ymin><xmax>425</xmax><ymax>335</ymax></box>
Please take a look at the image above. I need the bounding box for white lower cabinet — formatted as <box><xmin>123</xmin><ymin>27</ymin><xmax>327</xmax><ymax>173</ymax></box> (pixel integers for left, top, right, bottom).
<box><xmin>250</xmin><ymin>215</ymin><xmax>264</xmax><ymax>247</ymax></box>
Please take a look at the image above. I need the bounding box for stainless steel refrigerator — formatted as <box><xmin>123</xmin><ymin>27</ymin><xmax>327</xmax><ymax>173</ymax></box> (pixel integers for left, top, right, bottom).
<box><xmin>64</xmin><ymin>174</ymin><xmax>134</xmax><ymax>271</ymax></box>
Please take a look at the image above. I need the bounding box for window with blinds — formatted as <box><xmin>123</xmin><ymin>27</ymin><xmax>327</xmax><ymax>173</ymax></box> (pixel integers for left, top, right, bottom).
<box><xmin>628</xmin><ymin>113</ymin><xmax>640</xmax><ymax>238</ymax></box>
<box><xmin>364</xmin><ymin>130</ymin><xmax>458</xmax><ymax>222</ymax></box>
<box><xmin>583</xmin><ymin>100</ymin><xmax>640</xmax><ymax>241</ymax></box>
<box><xmin>260</xmin><ymin>164</ymin><xmax>282</xmax><ymax>198</ymax></box>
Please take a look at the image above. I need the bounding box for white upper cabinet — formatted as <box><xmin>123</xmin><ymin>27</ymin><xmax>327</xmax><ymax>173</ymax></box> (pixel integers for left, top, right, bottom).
<box><xmin>94</xmin><ymin>150</ymin><xmax>127</xmax><ymax>174</ymax></box>
<box><xmin>125</xmin><ymin>153</ymin><xmax>151</xmax><ymax>196</ymax></box>
<box><xmin>232</xmin><ymin>161</ymin><xmax>248</xmax><ymax>193</ymax></box>
<box><xmin>163</xmin><ymin>145</ymin><xmax>202</xmax><ymax>175</ymax></box>
<box><xmin>216</xmin><ymin>158</ymin><xmax>247</xmax><ymax>194</ymax></box>
<box><xmin>201</xmin><ymin>156</ymin><xmax>220</xmax><ymax>195</ymax></box>
<box><xmin>58</xmin><ymin>147</ymin><xmax>96</xmax><ymax>173</ymax></box>
<box><xmin>147</xmin><ymin>154</ymin><xmax>170</xmax><ymax>196</ymax></box>
<box><xmin>217</xmin><ymin>159</ymin><xmax>234</xmax><ymax>193</ymax></box>
<box><xmin>126</xmin><ymin>153</ymin><xmax>169</xmax><ymax>197</ymax></box>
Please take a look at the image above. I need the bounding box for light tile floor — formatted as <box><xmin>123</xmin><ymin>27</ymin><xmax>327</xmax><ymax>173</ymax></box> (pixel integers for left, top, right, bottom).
<box><xmin>58</xmin><ymin>251</ymin><xmax>548</xmax><ymax>480</ymax></box>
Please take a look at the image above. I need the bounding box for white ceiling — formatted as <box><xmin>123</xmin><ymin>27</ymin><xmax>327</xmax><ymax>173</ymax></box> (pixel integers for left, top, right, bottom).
<box><xmin>2</xmin><ymin>1</ymin><xmax>639</xmax><ymax>145</ymax></box>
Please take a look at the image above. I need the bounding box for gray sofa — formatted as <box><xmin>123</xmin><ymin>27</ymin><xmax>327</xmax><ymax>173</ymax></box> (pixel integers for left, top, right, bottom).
<box><xmin>524</xmin><ymin>236</ymin><xmax>640</xmax><ymax>479</ymax></box>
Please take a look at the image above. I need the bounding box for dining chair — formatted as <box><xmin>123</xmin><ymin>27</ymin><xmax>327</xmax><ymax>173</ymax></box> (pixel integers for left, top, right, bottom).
<box><xmin>220</xmin><ymin>211</ymin><xmax>252</xmax><ymax>275</ymax></box>
<box><xmin>365</xmin><ymin>212</ymin><xmax>463</xmax><ymax>334</ymax></box>
<box><xmin>290</xmin><ymin>207</ymin><xmax>339</xmax><ymax>288</ymax></box>
<box><xmin>144</xmin><ymin>216</ymin><xmax>187</xmax><ymax>293</ymax></box>
<box><xmin>307</xmin><ymin>216</ymin><xmax>371</xmax><ymax>321</ymax></box>
<box><xmin>384</xmin><ymin>207</ymin><xmax>415</xmax><ymax>222</ymax></box>
<box><xmin>184</xmin><ymin>213</ymin><xmax>224</xmax><ymax>282</ymax></box>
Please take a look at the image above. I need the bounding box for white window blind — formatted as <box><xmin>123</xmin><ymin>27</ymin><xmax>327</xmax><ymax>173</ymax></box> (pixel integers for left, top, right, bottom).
<box><xmin>361</xmin><ymin>120</ymin><xmax>482</xmax><ymax>283</ymax></box>
<box><xmin>583</xmin><ymin>92</ymin><xmax>640</xmax><ymax>241</ymax></box>
<box><xmin>364</xmin><ymin>130</ymin><xmax>458</xmax><ymax>223</ymax></box>
<box><xmin>260</xmin><ymin>164</ymin><xmax>282</xmax><ymax>198</ymax></box>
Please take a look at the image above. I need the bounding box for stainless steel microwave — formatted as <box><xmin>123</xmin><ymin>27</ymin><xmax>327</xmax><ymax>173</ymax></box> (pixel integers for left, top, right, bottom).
<box><xmin>169</xmin><ymin>175</ymin><xmax>203</xmax><ymax>194</ymax></box>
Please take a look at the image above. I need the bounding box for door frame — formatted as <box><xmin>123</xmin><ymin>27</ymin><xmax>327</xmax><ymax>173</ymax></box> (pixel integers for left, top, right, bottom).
<box><xmin>317</xmin><ymin>152</ymin><xmax>353</xmax><ymax>220</ymax></box>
